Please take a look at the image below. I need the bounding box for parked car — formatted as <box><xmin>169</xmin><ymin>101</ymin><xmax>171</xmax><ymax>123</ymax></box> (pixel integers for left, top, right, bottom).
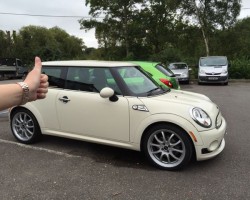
<box><xmin>9</xmin><ymin>60</ymin><xmax>226</xmax><ymax>170</ymax></box>
<box><xmin>0</xmin><ymin>58</ymin><xmax>28</xmax><ymax>80</ymax></box>
<box><xmin>168</xmin><ymin>62</ymin><xmax>190</xmax><ymax>84</ymax></box>
<box><xmin>198</xmin><ymin>56</ymin><xmax>229</xmax><ymax>85</ymax></box>
<box><xmin>131</xmin><ymin>61</ymin><xmax>180</xmax><ymax>90</ymax></box>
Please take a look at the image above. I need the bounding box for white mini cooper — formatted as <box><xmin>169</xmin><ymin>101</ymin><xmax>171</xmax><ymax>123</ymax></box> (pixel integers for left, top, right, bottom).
<box><xmin>9</xmin><ymin>60</ymin><xmax>226</xmax><ymax>170</ymax></box>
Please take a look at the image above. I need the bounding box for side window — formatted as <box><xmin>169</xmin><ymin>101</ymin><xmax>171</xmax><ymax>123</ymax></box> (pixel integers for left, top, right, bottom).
<box><xmin>105</xmin><ymin>69</ymin><xmax>122</xmax><ymax>95</ymax></box>
<box><xmin>65</xmin><ymin>67</ymin><xmax>121</xmax><ymax>94</ymax></box>
<box><xmin>65</xmin><ymin>67</ymin><xmax>94</xmax><ymax>92</ymax></box>
<box><xmin>16</xmin><ymin>60</ymin><xmax>22</xmax><ymax>67</ymax></box>
<box><xmin>90</xmin><ymin>68</ymin><xmax>121</xmax><ymax>94</ymax></box>
<box><xmin>42</xmin><ymin>67</ymin><xmax>65</xmax><ymax>88</ymax></box>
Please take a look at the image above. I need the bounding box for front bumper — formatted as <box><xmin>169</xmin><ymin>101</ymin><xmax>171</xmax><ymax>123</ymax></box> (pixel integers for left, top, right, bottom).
<box><xmin>177</xmin><ymin>77</ymin><xmax>189</xmax><ymax>82</ymax></box>
<box><xmin>198</xmin><ymin>75</ymin><xmax>228</xmax><ymax>83</ymax></box>
<box><xmin>195</xmin><ymin>117</ymin><xmax>227</xmax><ymax>161</ymax></box>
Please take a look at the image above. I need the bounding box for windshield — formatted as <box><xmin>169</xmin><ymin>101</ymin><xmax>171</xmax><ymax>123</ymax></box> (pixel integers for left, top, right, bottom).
<box><xmin>169</xmin><ymin>63</ymin><xmax>187</xmax><ymax>70</ymax></box>
<box><xmin>200</xmin><ymin>57</ymin><xmax>227</xmax><ymax>66</ymax></box>
<box><xmin>155</xmin><ymin>64</ymin><xmax>175</xmax><ymax>76</ymax></box>
<box><xmin>116</xmin><ymin>66</ymin><xmax>168</xmax><ymax>97</ymax></box>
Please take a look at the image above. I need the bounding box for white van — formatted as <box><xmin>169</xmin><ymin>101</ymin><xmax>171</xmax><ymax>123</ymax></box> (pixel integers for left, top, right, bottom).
<box><xmin>198</xmin><ymin>56</ymin><xmax>229</xmax><ymax>85</ymax></box>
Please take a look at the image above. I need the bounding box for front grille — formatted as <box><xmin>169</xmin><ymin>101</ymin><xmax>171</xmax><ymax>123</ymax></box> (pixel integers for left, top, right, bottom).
<box><xmin>205</xmin><ymin>72</ymin><xmax>221</xmax><ymax>75</ymax></box>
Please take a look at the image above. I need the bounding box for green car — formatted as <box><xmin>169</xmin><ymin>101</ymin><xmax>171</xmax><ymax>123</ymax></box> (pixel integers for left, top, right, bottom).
<box><xmin>131</xmin><ymin>61</ymin><xmax>180</xmax><ymax>90</ymax></box>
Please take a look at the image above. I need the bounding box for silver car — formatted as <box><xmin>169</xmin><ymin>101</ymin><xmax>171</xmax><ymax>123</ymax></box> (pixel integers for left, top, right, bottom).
<box><xmin>168</xmin><ymin>62</ymin><xmax>190</xmax><ymax>84</ymax></box>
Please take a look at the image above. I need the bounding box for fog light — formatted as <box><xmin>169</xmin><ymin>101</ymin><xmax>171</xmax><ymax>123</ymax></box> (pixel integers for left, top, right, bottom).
<box><xmin>208</xmin><ymin>140</ymin><xmax>219</xmax><ymax>151</ymax></box>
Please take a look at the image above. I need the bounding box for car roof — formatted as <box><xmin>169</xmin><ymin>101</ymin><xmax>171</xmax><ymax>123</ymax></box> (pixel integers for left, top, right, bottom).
<box><xmin>199</xmin><ymin>56</ymin><xmax>228</xmax><ymax>62</ymax></box>
<box><xmin>200</xmin><ymin>56</ymin><xmax>227</xmax><ymax>58</ymax></box>
<box><xmin>131</xmin><ymin>61</ymin><xmax>159</xmax><ymax>65</ymax></box>
<box><xmin>169</xmin><ymin>62</ymin><xmax>187</xmax><ymax>65</ymax></box>
<box><xmin>130</xmin><ymin>61</ymin><xmax>162</xmax><ymax>68</ymax></box>
<box><xmin>42</xmin><ymin>60</ymin><xmax>138</xmax><ymax>67</ymax></box>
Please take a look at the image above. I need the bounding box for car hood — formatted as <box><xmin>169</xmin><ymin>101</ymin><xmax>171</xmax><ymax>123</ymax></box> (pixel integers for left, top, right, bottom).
<box><xmin>139</xmin><ymin>90</ymin><xmax>219</xmax><ymax>129</ymax></box>
<box><xmin>199</xmin><ymin>65</ymin><xmax>227</xmax><ymax>73</ymax></box>
<box><xmin>171</xmin><ymin>69</ymin><xmax>188</xmax><ymax>74</ymax></box>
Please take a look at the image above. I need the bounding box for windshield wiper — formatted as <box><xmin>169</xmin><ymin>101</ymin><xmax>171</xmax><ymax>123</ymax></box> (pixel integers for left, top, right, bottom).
<box><xmin>147</xmin><ymin>87</ymin><xmax>160</xmax><ymax>96</ymax></box>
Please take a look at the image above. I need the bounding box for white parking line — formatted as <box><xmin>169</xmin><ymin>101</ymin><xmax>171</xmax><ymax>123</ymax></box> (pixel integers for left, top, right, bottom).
<box><xmin>0</xmin><ymin>110</ymin><xmax>8</xmax><ymax>115</ymax></box>
<box><xmin>0</xmin><ymin>139</ymin><xmax>81</xmax><ymax>158</ymax></box>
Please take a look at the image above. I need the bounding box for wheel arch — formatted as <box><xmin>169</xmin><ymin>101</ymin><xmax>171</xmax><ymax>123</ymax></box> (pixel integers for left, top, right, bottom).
<box><xmin>9</xmin><ymin>106</ymin><xmax>43</xmax><ymax>144</ymax></box>
<box><xmin>140</xmin><ymin>121</ymin><xmax>196</xmax><ymax>159</ymax></box>
<box><xmin>10</xmin><ymin>105</ymin><xmax>45</xmax><ymax>129</ymax></box>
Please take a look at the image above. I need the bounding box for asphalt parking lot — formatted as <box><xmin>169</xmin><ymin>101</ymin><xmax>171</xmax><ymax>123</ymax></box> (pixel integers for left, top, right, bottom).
<box><xmin>1</xmin><ymin>80</ymin><xmax>250</xmax><ymax>200</ymax></box>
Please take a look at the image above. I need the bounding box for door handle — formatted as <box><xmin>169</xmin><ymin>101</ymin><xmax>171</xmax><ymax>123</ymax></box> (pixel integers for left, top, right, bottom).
<box><xmin>59</xmin><ymin>96</ymin><xmax>71</xmax><ymax>103</ymax></box>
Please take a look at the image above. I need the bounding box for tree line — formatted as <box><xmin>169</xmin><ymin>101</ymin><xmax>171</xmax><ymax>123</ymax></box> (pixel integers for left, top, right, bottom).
<box><xmin>80</xmin><ymin>0</ymin><xmax>249</xmax><ymax>62</ymax></box>
<box><xmin>0</xmin><ymin>0</ymin><xmax>249</xmax><ymax>78</ymax></box>
<box><xmin>0</xmin><ymin>26</ymin><xmax>86</xmax><ymax>66</ymax></box>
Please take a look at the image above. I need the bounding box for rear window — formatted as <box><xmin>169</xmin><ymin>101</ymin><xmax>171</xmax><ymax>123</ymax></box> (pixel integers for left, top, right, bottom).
<box><xmin>155</xmin><ymin>64</ymin><xmax>174</xmax><ymax>76</ymax></box>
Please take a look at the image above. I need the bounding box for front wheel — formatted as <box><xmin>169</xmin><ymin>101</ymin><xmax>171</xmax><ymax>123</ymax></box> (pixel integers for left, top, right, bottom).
<box><xmin>10</xmin><ymin>108</ymin><xmax>42</xmax><ymax>144</ymax></box>
<box><xmin>142</xmin><ymin>124</ymin><xmax>193</xmax><ymax>170</ymax></box>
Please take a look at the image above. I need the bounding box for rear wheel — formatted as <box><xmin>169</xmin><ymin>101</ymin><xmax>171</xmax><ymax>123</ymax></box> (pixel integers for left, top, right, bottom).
<box><xmin>142</xmin><ymin>124</ymin><xmax>193</xmax><ymax>170</ymax></box>
<box><xmin>10</xmin><ymin>108</ymin><xmax>42</xmax><ymax>144</ymax></box>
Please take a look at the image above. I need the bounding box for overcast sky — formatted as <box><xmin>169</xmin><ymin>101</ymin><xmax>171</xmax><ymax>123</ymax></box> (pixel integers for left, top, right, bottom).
<box><xmin>0</xmin><ymin>0</ymin><xmax>249</xmax><ymax>48</ymax></box>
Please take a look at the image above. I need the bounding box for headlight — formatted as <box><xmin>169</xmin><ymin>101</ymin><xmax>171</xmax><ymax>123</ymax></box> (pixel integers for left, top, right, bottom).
<box><xmin>199</xmin><ymin>69</ymin><xmax>205</xmax><ymax>75</ymax></box>
<box><xmin>222</xmin><ymin>69</ymin><xmax>228</xmax><ymax>74</ymax></box>
<box><xmin>216</xmin><ymin>112</ymin><xmax>222</xmax><ymax>128</ymax></box>
<box><xmin>190</xmin><ymin>107</ymin><xmax>212</xmax><ymax>128</ymax></box>
<box><xmin>181</xmin><ymin>72</ymin><xmax>188</xmax><ymax>77</ymax></box>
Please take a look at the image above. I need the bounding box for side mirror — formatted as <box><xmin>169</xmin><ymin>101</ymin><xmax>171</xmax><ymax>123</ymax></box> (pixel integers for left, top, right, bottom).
<box><xmin>100</xmin><ymin>87</ymin><xmax>118</xmax><ymax>102</ymax></box>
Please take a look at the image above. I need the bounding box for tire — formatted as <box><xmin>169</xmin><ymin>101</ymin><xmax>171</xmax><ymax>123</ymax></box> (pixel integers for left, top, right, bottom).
<box><xmin>10</xmin><ymin>108</ymin><xmax>42</xmax><ymax>144</ymax></box>
<box><xmin>142</xmin><ymin>124</ymin><xmax>193</xmax><ymax>170</ymax></box>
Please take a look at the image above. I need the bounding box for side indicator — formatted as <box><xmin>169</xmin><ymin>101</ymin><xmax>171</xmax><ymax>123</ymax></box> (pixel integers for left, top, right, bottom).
<box><xmin>188</xmin><ymin>131</ymin><xmax>197</xmax><ymax>142</ymax></box>
<box><xmin>132</xmin><ymin>105</ymin><xmax>149</xmax><ymax>112</ymax></box>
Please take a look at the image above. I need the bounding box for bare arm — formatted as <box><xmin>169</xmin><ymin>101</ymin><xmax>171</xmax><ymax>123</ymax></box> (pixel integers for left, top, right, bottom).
<box><xmin>0</xmin><ymin>57</ymin><xmax>48</xmax><ymax>111</ymax></box>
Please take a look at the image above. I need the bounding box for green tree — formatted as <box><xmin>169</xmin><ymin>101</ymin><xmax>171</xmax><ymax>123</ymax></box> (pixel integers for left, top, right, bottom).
<box><xmin>12</xmin><ymin>26</ymin><xmax>85</xmax><ymax>64</ymax></box>
<box><xmin>0</xmin><ymin>30</ymin><xmax>15</xmax><ymax>57</ymax></box>
<box><xmin>179</xmin><ymin>0</ymin><xmax>241</xmax><ymax>56</ymax></box>
<box><xmin>0</xmin><ymin>31</ymin><xmax>8</xmax><ymax>57</ymax></box>
<box><xmin>80</xmin><ymin>0</ymin><xmax>143</xmax><ymax>59</ymax></box>
<box><xmin>139</xmin><ymin>0</ymin><xmax>180</xmax><ymax>54</ymax></box>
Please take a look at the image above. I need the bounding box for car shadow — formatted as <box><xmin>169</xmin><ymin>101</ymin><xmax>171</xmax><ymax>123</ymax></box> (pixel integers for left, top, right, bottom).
<box><xmin>32</xmin><ymin>135</ymin><xmax>223</xmax><ymax>172</ymax></box>
<box><xmin>38</xmin><ymin>135</ymin><xmax>154</xmax><ymax>170</ymax></box>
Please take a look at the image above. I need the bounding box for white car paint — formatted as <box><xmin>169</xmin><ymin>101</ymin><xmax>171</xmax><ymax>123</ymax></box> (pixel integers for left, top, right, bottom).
<box><xmin>10</xmin><ymin>60</ymin><xmax>227</xmax><ymax>169</ymax></box>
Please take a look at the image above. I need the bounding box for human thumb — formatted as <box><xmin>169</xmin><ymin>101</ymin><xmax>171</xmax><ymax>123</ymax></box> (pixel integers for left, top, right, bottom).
<box><xmin>34</xmin><ymin>56</ymin><xmax>42</xmax><ymax>73</ymax></box>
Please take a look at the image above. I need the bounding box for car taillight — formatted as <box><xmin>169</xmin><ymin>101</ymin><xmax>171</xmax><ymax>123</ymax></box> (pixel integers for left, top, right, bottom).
<box><xmin>160</xmin><ymin>78</ymin><xmax>173</xmax><ymax>88</ymax></box>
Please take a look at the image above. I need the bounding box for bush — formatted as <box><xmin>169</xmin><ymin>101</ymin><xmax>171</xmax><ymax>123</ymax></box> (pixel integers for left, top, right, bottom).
<box><xmin>229</xmin><ymin>58</ymin><xmax>250</xmax><ymax>79</ymax></box>
<box><xmin>149</xmin><ymin>48</ymin><xmax>182</xmax><ymax>63</ymax></box>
